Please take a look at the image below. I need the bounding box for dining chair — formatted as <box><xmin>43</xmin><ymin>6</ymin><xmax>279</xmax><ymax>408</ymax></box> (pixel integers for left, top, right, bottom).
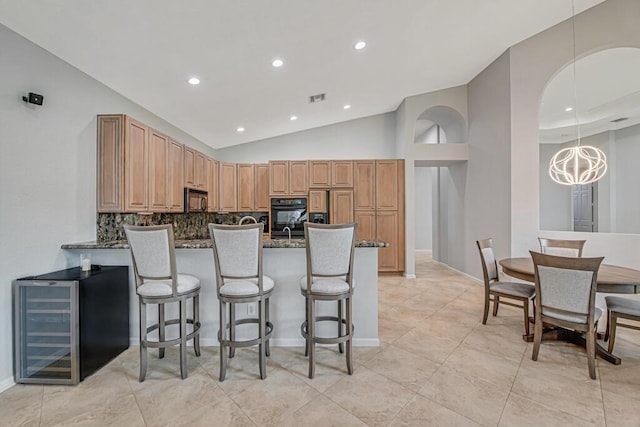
<box><xmin>476</xmin><ymin>239</ymin><xmax>535</xmax><ymax>336</ymax></box>
<box><xmin>530</xmin><ymin>251</ymin><xmax>604</xmax><ymax>379</ymax></box>
<box><xmin>209</xmin><ymin>222</ymin><xmax>274</xmax><ymax>381</ymax></box>
<box><xmin>538</xmin><ymin>237</ymin><xmax>586</xmax><ymax>257</ymax></box>
<box><xmin>604</xmin><ymin>296</ymin><xmax>640</xmax><ymax>354</ymax></box>
<box><xmin>301</xmin><ymin>222</ymin><xmax>357</xmax><ymax>379</ymax></box>
<box><xmin>124</xmin><ymin>224</ymin><xmax>201</xmax><ymax>381</ymax></box>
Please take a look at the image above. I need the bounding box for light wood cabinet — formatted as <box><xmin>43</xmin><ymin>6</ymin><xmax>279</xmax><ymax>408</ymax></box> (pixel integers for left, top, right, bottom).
<box><xmin>124</xmin><ymin>117</ymin><xmax>148</xmax><ymax>212</ymax></box>
<box><xmin>331</xmin><ymin>160</ymin><xmax>354</xmax><ymax>187</ymax></box>
<box><xmin>354</xmin><ymin>160</ymin><xmax>376</xmax><ymax>210</ymax></box>
<box><xmin>97</xmin><ymin>115</ymin><xmax>123</xmax><ymax>212</ymax></box>
<box><xmin>237</xmin><ymin>163</ymin><xmax>254</xmax><ymax>211</ymax></box>
<box><xmin>355</xmin><ymin>210</ymin><xmax>376</xmax><ymax>240</ymax></box>
<box><xmin>254</xmin><ymin>163</ymin><xmax>270</xmax><ymax>211</ymax></box>
<box><xmin>195</xmin><ymin>151</ymin><xmax>208</xmax><ymax>191</ymax></box>
<box><xmin>376</xmin><ymin>160</ymin><xmax>399</xmax><ymax>210</ymax></box>
<box><xmin>184</xmin><ymin>146</ymin><xmax>196</xmax><ymax>189</ymax></box>
<box><xmin>330</xmin><ymin>190</ymin><xmax>354</xmax><ymax>224</ymax></box>
<box><xmin>208</xmin><ymin>159</ymin><xmax>219</xmax><ymax>212</ymax></box>
<box><xmin>309</xmin><ymin>190</ymin><xmax>327</xmax><ymax>213</ymax></box>
<box><xmin>269</xmin><ymin>160</ymin><xmax>289</xmax><ymax>195</ymax></box>
<box><xmin>167</xmin><ymin>139</ymin><xmax>184</xmax><ymax>212</ymax></box>
<box><xmin>376</xmin><ymin>211</ymin><xmax>400</xmax><ymax>272</ymax></box>
<box><xmin>289</xmin><ymin>160</ymin><xmax>309</xmax><ymax>195</ymax></box>
<box><xmin>219</xmin><ymin>162</ymin><xmax>237</xmax><ymax>212</ymax></box>
<box><xmin>148</xmin><ymin>129</ymin><xmax>169</xmax><ymax>211</ymax></box>
<box><xmin>309</xmin><ymin>160</ymin><xmax>331</xmax><ymax>187</ymax></box>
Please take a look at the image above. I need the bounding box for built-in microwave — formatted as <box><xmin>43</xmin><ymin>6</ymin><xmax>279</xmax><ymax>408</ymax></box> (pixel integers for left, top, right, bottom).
<box><xmin>184</xmin><ymin>188</ymin><xmax>207</xmax><ymax>213</ymax></box>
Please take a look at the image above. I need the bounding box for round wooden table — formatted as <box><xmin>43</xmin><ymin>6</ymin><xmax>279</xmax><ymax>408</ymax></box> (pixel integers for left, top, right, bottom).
<box><xmin>499</xmin><ymin>257</ymin><xmax>640</xmax><ymax>365</ymax></box>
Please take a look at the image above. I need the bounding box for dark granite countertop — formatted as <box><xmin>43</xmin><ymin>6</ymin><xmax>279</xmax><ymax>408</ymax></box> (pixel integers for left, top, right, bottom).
<box><xmin>62</xmin><ymin>239</ymin><xmax>388</xmax><ymax>250</ymax></box>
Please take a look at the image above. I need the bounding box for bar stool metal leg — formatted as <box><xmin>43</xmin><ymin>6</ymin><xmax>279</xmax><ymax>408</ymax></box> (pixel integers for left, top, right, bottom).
<box><xmin>180</xmin><ymin>298</ymin><xmax>187</xmax><ymax>379</ymax></box>
<box><xmin>338</xmin><ymin>300</ymin><xmax>344</xmax><ymax>354</ymax></box>
<box><xmin>346</xmin><ymin>296</ymin><xmax>353</xmax><ymax>374</ymax></box>
<box><xmin>194</xmin><ymin>295</ymin><xmax>201</xmax><ymax>357</ymax></box>
<box><xmin>229</xmin><ymin>304</ymin><xmax>236</xmax><ymax>358</ymax></box>
<box><xmin>159</xmin><ymin>303</ymin><xmax>165</xmax><ymax>359</ymax></box>
<box><xmin>139</xmin><ymin>300</ymin><xmax>148</xmax><ymax>382</ymax></box>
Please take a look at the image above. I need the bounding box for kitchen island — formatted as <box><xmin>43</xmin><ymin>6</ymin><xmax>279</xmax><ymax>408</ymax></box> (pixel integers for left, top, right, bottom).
<box><xmin>61</xmin><ymin>239</ymin><xmax>384</xmax><ymax>347</ymax></box>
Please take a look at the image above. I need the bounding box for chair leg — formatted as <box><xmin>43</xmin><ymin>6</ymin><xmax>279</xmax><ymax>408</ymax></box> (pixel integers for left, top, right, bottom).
<box><xmin>158</xmin><ymin>303</ymin><xmax>165</xmax><ymax>359</ymax></box>
<box><xmin>180</xmin><ymin>298</ymin><xmax>187</xmax><ymax>380</ymax></box>
<box><xmin>532</xmin><ymin>314</ymin><xmax>542</xmax><ymax>361</ymax></box>
<box><xmin>304</xmin><ymin>296</ymin><xmax>309</xmax><ymax>357</ymax></box>
<box><xmin>586</xmin><ymin>327</ymin><xmax>597</xmax><ymax>380</ymax></box>
<box><xmin>493</xmin><ymin>296</ymin><xmax>500</xmax><ymax>317</ymax></box>
<box><xmin>308</xmin><ymin>296</ymin><xmax>315</xmax><ymax>379</ymax></box>
<box><xmin>604</xmin><ymin>309</ymin><xmax>611</xmax><ymax>342</ymax></box>
<box><xmin>608</xmin><ymin>312</ymin><xmax>618</xmax><ymax>354</ymax></box>
<box><xmin>229</xmin><ymin>303</ymin><xmax>236</xmax><ymax>359</ymax></box>
<box><xmin>139</xmin><ymin>300</ymin><xmax>148</xmax><ymax>382</ymax></box>
<box><xmin>259</xmin><ymin>299</ymin><xmax>267</xmax><ymax>380</ymax></box>
<box><xmin>219</xmin><ymin>301</ymin><xmax>227</xmax><ymax>382</ymax></box>
<box><xmin>346</xmin><ymin>296</ymin><xmax>353</xmax><ymax>375</ymax></box>
<box><xmin>193</xmin><ymin>294</ymin><xmax>201</xmax><ymax>357</ymax></box>
<box><xmin>482</xmin><ymin>292</ymin><xmax>490</xmax><ymax>325</ymax></box>
<box><xmin>265</xmin><ymin>298</ymin><xmax>271</xmax><ymax>358</ymax></box>
<box><xmin>338</xmin><ymin>299</ymin><xmax>344</xmax><ymax>354</ymax></box>
<box><xmin>523</xmin><ymin>299</ymin><xmax>530</xmax><ymax>337</ymax></box>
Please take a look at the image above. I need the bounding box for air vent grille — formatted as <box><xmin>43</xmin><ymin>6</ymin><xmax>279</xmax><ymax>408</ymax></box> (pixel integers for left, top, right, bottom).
<box><xmin>309</xmin><ymin>93</ymin><xmax>326</xmax><ymax>103</ymax></box>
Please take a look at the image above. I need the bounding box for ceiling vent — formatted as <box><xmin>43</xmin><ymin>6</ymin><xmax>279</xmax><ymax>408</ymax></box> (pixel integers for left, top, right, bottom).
<box><xmin>611</xmin><ymin>117</ymin><xmax>628</xmax><ymax>123</ymax></box>
<box><xmin>309</xmin><ymin>93</ymin><xmax>326</xmax><ymax>103</ymax></box>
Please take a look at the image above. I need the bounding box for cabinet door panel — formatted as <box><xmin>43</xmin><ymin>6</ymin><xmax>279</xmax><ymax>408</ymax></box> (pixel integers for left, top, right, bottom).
<box><xmin>355</xmin><ymin>211</ymin><xmax>376</xmax><ymax>240</ymax></box>
<box><xmin>309</xmin><ymin>160</ymin><xmax>331</xmax><ymax>187</ymax></box>
<box><xmin>184</xmin><ymin>147</ymin><xmax>196</xmax><ymax>188</ymax></box>
<box><xmin>308</xmin><ymin>190</ymin><xmax>327</xmax><ymax>213</ymax></box>
<box><xmin>124</xmin><ymin>118</ymin><xmax>148</xmax><ymax>212</ymax></box>
<box><xmin>254</xmin><ymin>164</ymin><xmax>269</xmax><ymax>211</ymax></box>
<box><xmin>289</xmin><ymin>160</ymin><xmax>308</xmax><ymax>195</ymax></box>
<box><xmin>167</xmin><ymin>139</ymin><xmax>184</xmax><ymax>212</ymax></box>
<box><xmin>269</xmin><ymin>161</ymin><xmax>289</xmax><ymax>195</ymax></box>
<box><xmin>331</xmin><ymin>160</ymin><xmax>353</xmax><ymax>187</ymax></box>
<box><xmin>97</xmin><ymin>115</ymin><xmax>123</xmax><ymax>212</ymax></box>
<box><xmin>148</xmin><ymin>129</ymin><xmax>169</xmax><ymax>211</ymax></box>
<box><xmin>219</xmin><ymin>162</ymin><xmax>237</xmax><ymax>212</ymax></box>
<box><xmin>376</xmin><ymin>211</ymin><xmax>399</xmax><ymax>272</ymax></box>
<box><xmin>354</xmin><ymin>160</ymin><xmax>375</xmax><ymax>210</ymax></box>
<box><xmin>208</xmin><ymin>160</ymin><xmax>219</xmax><ymax>212</ymax></box>
<box><xmin>330</xmin><ymin>190</ymin><xmax>354</xmax><ymax>224</ymax></box>
<box><xmin>195</xmin><ymin>152</ymin><xmax>208</xmax><ymax>190</ymax></box>
<box><xmin>237</xmin><ymin>164</ymin><xmax>254</xmax><ymax>211</ymax></box>
<box><xmin>376</xmin><ymin>160</ymin><xmax>398</xmax><ymax>210</ymax></box>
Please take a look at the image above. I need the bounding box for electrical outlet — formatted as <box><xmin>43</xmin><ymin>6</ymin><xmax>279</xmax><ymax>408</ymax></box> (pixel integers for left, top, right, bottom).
<box><xmin>247</xmin><ymin>303</ymin><xmax>257</xmax><ymax>316</ymax></box>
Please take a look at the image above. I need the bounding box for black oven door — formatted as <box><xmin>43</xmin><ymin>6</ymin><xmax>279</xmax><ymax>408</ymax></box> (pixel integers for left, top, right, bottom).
<box><xmin>271</xmin><ymin>199</ymin><xmax>307</xmax><ymax>239</ymax></box>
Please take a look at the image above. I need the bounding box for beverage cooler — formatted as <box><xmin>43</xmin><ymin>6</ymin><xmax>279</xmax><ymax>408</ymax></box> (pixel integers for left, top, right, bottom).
<box><xmin>12</xmin><ymin>266</ymin><xmax>129</xmax><ymax>385</ymax></box>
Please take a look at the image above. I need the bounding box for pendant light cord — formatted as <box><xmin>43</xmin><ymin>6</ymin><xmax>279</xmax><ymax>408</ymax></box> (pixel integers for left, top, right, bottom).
<box><xmin>571</xmin><ymin>0</ymin><xmax>581</xmax><ymax>147</ymax></box>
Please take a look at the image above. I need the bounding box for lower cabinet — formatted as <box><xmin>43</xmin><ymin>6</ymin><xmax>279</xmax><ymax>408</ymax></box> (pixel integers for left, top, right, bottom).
<box><xmin>355</xmin><ymin>210</ymin><xmax>376</xmax><ymax>240</ymax></box>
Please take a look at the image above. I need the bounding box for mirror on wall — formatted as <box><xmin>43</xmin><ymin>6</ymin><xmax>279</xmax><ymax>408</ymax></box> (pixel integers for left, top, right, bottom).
<box><xmin>539</xmin><ymin>47</ymin><xmax>640</xmax><ymax>233</ymax></box>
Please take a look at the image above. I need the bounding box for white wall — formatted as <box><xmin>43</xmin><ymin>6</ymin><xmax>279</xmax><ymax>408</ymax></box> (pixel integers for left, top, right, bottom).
<box><xmin>0</xmin><ymin>24</ymin><xmax>210</xmax><ymax>388</ymax></box>
<box><xmin>214</xmin><ymin>112</ymin><xmax>397</xmax><ymax>162</ymax></box>
<box><xmin>614</xmin><ymin>123</ymin><xmax>640</xmax><ymax>233</ymax></box>
<box><xmin>509</xmin><ymin>0</ymin><xmax>640</xmax><ymax>265</ymax></box>
<box><xmin>414</xmin><ymin>167</ymin><xmax>433</xmax><ymax>250</ymax></box>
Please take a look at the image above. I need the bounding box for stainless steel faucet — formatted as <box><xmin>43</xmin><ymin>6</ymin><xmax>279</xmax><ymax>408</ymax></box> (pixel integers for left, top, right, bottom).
<box><xmin>239</xmin><ymin>216</ymin><xmax>257</xmax><ymax>225</ymax></box>
<box><xmin>282</xmin><ymin>226</ymin><xmax>291</xmax><ymax>241</ymax></box>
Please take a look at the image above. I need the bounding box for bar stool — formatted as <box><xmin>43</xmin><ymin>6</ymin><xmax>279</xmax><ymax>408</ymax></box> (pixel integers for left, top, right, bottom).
<box><xmin>124</xmin><ymin>224</ymin><xmax>201</xmax><ymax>381</ymax></box>
<box><xmin>301</xmin><ymin>222</ymin><xmax>357</xmax><ymax>379</ymax></box>
<box><xmin>209</xmin><ymin>222</ymin><xmax>274</xmax><ymax>381</ymax></box>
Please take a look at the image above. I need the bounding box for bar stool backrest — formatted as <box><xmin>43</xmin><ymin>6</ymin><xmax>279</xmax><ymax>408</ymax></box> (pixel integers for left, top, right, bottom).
<box><xmin>124</xmin><ymin>224</ymin><xmax>177</xmax><ymax>294</ymax></box>
<box><xmin>305</xmin><ymin>223</ymin><xmax>356</xmax><ymax>279</ymax></box>
<box><xmin>209</xmin><ymin>223</ymin><xmax>263</xmax><ymax>284</ymax></box>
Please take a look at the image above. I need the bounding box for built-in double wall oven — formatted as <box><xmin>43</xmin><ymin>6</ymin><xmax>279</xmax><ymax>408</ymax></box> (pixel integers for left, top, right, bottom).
<box><xmin>270</xmin><ymin>198</ymin><xmax>307</xmax><ymax>239</ymax></box>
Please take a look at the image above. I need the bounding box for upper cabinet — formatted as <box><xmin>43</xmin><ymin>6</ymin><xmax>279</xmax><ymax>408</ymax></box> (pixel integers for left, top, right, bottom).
<box><xmin>254</xmin><ymin>163</ymin><xmax>270</xmax><ymax>211</ymax></box>
<box><xmin>308</xmin><ymin>190</ymin><xmax>327</xmax><ymax>213</ymax></box>
<box><xmin>97</xmin><ymin>115</ymin><xmax>123</xmax><ymax>212</ymax></box>
<box><xmin>330</xmin><ymin>190</ymin><xmax>354</xmax><ymax>224</ymax></box>
<box><xmin>376</xmin><ymin>160</ymin><xmax>399</xmax><ymax>210</ymax></box>
<box><xmin>331</xmin><ymin>160</ymin><xmax>353</xmax><ymax>187</ymax></box>
<box><xmin>237</xmin><ymin>163</ymin><xmax>255</xmax><ymax>211</ymax></box>
<box><xmin>208</xmin><ymin>159</ymin><xmax>219</xmax><ymax>212</ymax></box>
<box><xmin>167</xmin><ymin>139</ymin><xmax>184</xmax><ymax>212</ymax></box>
<box><xmin>184</xmin><ymin>146</ymin><xmax>196</xmax><ymax>189</ymax></box>
<box><xmin>148</xmin><ymin>128</ymin><xmax>169</xmax><ymax>211</ymax></box>
<box><xmin>195</xmin><ymin>151</ymin><xmax>208</xmax><ymax>191</ymax></box>
<box><xmin>289</xmin><ymin>160</ymin><xmax>309</xmax><ymax>195</ymax></box>
<box><xmin>309</xmin><ymin>160</ymin><xmax>331</xmax><ymax>187</ymax></box>
<box><xmin>354</xmin><ymin>160</ymin><xmax>375</xmax><ymax>210</ymax></box>
<box><xmin>269</xmin><ymin>160</ymin><xmax>289</xmax><ymax>195</ymax></box>
<box><xmin>219</xmin><ymin>162</ymin><xmax>237</xmax><ymax>212</ymax></box>
<box><xmin>123</xmin><ymin>117</ymin><xmax>148</xmax><ymax>212</ymax></box>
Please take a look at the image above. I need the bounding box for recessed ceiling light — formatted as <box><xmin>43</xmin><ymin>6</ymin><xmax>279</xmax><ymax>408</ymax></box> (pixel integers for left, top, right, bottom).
<box><xmin>290</xmin><ymin>115</ymin><xmax>298</xmax><ymax>121</ymax></box>
<box><xmin>272</xmin><ymin>59</ymin><xmax>284</xmax><ymax>68</ymax></box>
<box><xmin>236</xmin><ymin>127</ymin><xmax>245</xmax><ymax>133</ymax></box>
<box><xmin>343</xmin><ymin>104</ymin><xmax>351</xmax><ymax>110</ymax></box>
<box><xmin>354</xmin><ymin>41</ymin><xmax>366</xmax><ymax>50</ymax></box>
<box><xmin>188</xmin><ymin>77</ymin><xmax>200</xmax><ymax>85</ymax></box>
<box><xmin>565</xmin><ymin>106</ymin><xmax>573</xmax><ymax>112</ymax></box>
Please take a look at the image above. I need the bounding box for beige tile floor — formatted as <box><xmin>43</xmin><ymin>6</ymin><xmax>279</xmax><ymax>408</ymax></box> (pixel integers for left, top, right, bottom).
<box><xmin>2</xmin><ymin>253</ymin><xmax>640</xmax><ymax>426</ymax></box>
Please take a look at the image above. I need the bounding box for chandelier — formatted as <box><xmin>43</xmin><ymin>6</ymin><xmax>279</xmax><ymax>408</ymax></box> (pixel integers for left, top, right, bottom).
<box><xmin>548</xmin><ymin>0</ymin><xmax>607</xmax><ymax>186</ymax></box>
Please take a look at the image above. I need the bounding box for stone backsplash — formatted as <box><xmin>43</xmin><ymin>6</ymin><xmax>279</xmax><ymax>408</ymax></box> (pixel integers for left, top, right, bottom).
<box><xmin>97</xmin><ymin>212</ymin><xmax>268</xmax><ymax>241</ymax></box>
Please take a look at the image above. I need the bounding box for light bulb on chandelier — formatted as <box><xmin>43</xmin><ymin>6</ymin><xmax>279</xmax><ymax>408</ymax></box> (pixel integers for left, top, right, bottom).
<box><xmin>548</xmin><ymin>0</ymin><xmax>608</xmax><ymax>186</ymax></box>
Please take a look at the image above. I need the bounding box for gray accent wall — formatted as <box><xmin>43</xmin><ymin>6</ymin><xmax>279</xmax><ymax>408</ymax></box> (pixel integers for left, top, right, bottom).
<box><xmin>0</xmin><ymin>23</ymin><xmax>210</xmax><ymax>386</ymax></box>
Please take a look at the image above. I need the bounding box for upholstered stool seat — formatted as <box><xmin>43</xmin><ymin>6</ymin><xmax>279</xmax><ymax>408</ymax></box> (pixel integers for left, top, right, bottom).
<box><xmin>605</xmin><ymin>296</ymin><xmax>640</xmax><ymax>354</ymax></box>
<box><xmin>299</xmin><ymin>276</ymin><xmax>354</xmax><ymax>294</ymax></box>
<box><xmin>124</xmin><ymin>224</ymin><xmax>201</xmax><ymax>382</ymax></box>
<box><xmin>209</xmin><ymin>222</ymin><xmax>274</xmax><ymax>381</ymax></box>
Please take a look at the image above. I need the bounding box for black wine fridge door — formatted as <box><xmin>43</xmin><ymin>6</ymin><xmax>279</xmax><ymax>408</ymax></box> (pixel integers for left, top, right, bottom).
<box><xmin>14</xmin><ymin>281</ymin><xmax>79</xmax><ymax>384</ymax></box>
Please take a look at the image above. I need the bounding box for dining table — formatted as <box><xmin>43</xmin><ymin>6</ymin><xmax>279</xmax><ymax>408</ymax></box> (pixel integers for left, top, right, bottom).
<box><xmin>499</xmin><ymin>257</ymin><xmax>640</xmax><ymax>365</ymax></box>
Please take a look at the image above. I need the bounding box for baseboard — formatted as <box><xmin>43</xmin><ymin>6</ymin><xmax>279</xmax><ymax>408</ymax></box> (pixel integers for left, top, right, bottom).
<box><xmin>431</xmin><ymin>260</ymin><xmax>483</xmax><ymax>285</ymax></box>
<box><xmin>415</xmin><ymin>249</ymin><xmax>433</xmax><ymax>254</ymax></box>
<box><xmin>403</xmin><ymin>273</ymin><xmax>417</xmax><ymax>279</ymax></box>
<box><xmin>0</xmin><ymin>376</ymin><xmax>14</xmax><ymax>394</ymax></box>
<box><xmin>130</xmin><ymin>337</ymin><xmax>380</xmax><ymax>347</ymax></box>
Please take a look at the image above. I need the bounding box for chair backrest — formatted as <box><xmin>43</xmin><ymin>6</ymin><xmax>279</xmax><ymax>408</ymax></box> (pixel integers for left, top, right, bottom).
<box><xmin>530</xmin><ymin>251</ymin><xmax>603</xmax><ymax>326</ymax></box>
<box><xmin>209</xmin><ymin>222</ymin><xmax>263</xmax><ymax>289</ymax></box>
<box><xmin>305</xmin><ymin>222</ymin><xmax>357</xmax><ymax>281</ymax></box>
<box><xmin>124</xmin><ymin>224</ymin><xmax>177</xmax><ymax>293</ymax></box>
<box><xmin>476</xmin><ymin>238</ymin><xmax>499</xmax><ymax>285</ymax></box>
<box><xmin>538</xmin><ymin>237</ymin><xmax>586</xmax><ymax>257</ymax></box>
